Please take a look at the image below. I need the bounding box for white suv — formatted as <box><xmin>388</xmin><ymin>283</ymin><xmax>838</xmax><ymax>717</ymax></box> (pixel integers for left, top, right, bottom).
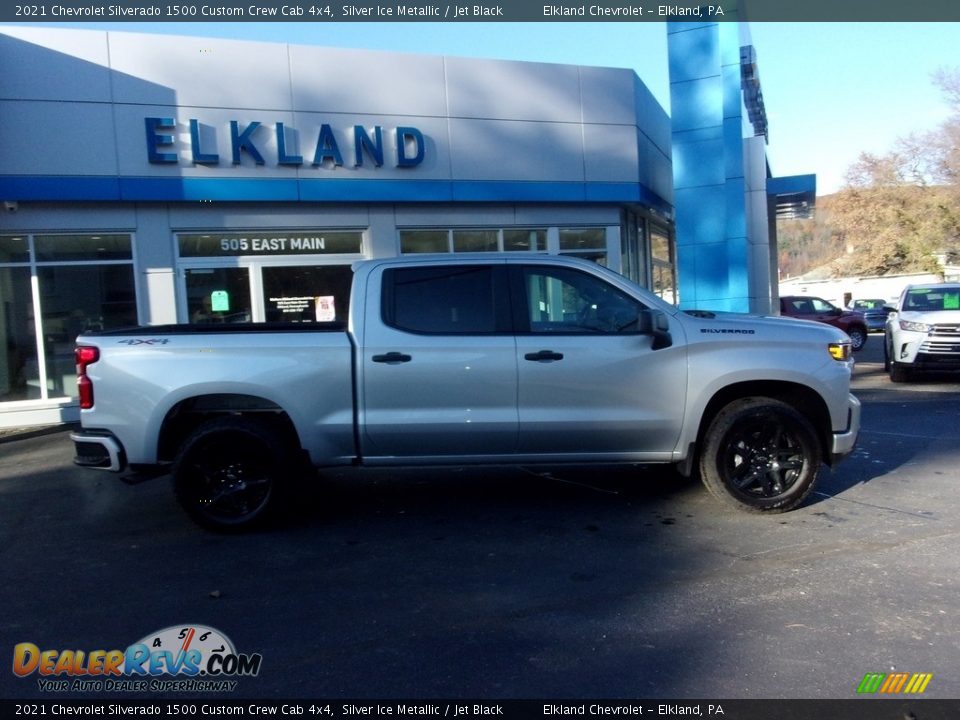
<box><xmin>884</xmin><ymin>283</ymin><xmax>960</xmax><ymax>382</ymax></box>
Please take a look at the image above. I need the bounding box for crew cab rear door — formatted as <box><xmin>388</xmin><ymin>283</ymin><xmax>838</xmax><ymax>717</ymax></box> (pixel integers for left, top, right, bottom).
<box><xmin>359</xmin><ymin>262</ymin><xmax>519</xmax><ymax>459</ymax></box>
<box><xmin>511</xmin><ymin>263</ymin><xmax>686</xmax><ymax>458</ymax></box>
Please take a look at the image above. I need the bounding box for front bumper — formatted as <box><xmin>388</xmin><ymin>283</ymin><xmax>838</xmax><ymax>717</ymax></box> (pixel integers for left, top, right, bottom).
<box><xmin>891</xmin><ymin>325</ymin><xmax>960</xmax><ymax>367</ymax></box>
<box><xmin>831</xmin><ymin>393</ymin><xmax>861</xmax><ymax>463</ymax></box>
<box><xmin>71</xmin><ymin>431</ymin><xmax>125</xmax><ymax>472</ymax></box>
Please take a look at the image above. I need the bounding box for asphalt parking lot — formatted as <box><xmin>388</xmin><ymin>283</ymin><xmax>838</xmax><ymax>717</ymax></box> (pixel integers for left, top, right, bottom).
<box><xmin>1</xmin><ymin>336</ymin><xmax>959</xmax><ymax>702</ymax></box>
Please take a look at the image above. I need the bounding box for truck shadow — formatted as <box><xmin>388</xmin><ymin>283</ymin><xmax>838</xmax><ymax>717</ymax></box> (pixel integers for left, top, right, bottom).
<box><xmin>285</xmin><ymin>463</ymin><xmax>701</xmax><ymax>531</ymax></box>
<box><xmin>814</xmin><ymin>354</ymin><xmax>960</xmax><ymax>502</ymax></box>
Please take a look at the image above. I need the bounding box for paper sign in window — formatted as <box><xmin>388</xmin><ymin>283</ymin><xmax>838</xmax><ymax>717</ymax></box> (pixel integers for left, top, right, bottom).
<box><xmin>211</xmin><ymin>290</ymin><xmax>230</xmax><ymax>312</ymax></box>
<box><xmin>315</xmin><ymin>296</ymin><xmax>336</xmax><ymax>322</ymax></box>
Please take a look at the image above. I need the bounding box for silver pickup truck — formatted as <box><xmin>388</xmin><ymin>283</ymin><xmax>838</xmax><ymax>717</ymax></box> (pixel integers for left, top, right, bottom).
<box><xmin>71</xmin><ymin>255</ymin><xmax>860</xmax><ymax>530</ymax></box>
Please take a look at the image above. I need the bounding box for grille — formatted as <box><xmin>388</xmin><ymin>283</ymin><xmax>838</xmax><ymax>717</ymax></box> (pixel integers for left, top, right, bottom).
<box><xmin>921</xmin><ymin>324</ymin><xmax>960</xmax><ymax>354</ymax></box>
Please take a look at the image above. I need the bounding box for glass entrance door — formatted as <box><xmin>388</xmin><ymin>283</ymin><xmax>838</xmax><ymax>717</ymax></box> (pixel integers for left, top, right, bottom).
<box><xmin>261</xmin><ymin>265</ymin><xmax>353</xmax><ymax>323</ymax></box>
<box><xmin>177</xmin><ymin>230</ymin><xmax>363</xmax><ymax>325</ymax></box>
<box><xmin>181</xmin><ymin>264</ymin><xmax>354</xmax><ymax>325</ymax></box>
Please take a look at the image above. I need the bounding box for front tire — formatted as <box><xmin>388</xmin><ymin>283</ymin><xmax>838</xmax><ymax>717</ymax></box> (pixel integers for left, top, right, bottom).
<box><xmin>848</xmin><ymin>326</ymin><xmax>867</xmax><ymax>352</ymax></box>
<box><xmin>173</xmin><ymin>417</ymin><xmax>293</xmax><ymax>532</ymax></box>
<box><xmin>699</xmin><ymin>398</ymin><xmax>822</xmax><ymax>513</ymax></box>
<box><xmin>889</xmin><ymin>361</ymin><xmax>910</xmax><ymax>383</ymax></box>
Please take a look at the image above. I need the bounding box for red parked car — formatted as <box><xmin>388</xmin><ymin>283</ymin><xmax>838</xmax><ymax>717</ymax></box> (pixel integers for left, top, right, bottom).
<box><xmin>779</xmin><ymin>295</ymin><xmax>868</xmax><ymax>351</ymax></box>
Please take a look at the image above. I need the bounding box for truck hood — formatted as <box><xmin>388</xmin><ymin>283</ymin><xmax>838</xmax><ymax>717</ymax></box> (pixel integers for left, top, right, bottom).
<box><xmin>681</xmin><ymin>309</ymin><xmax>849</xmax><ymax>343</ymax></box>
<box><xmin>895</xmin><ymin>310</ymin><xmax>960</xmax><ymax>325</ymax></box>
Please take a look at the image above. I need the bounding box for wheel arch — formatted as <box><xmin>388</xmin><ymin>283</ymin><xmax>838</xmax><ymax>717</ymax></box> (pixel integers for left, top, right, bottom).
<box><xmin>695</xmin><ymin>381</ymin><xmax>833</xmax><ymax>466</ymax></box>
<box><xmin>157</xmin><ymin>393</ymin><xmax>302</xmax><ymax>464</ymax></box>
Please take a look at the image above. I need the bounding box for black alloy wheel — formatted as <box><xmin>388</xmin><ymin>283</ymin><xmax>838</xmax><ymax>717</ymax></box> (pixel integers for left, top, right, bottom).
<box><xmin>700</xmin><ymin>398</ymin><xmax>822</xmax><ymax>513</ymax></box>
<box><xmin>173</xmin><ymin>417</ymin><xmax>291</xmax><ymax>531</ymax></box>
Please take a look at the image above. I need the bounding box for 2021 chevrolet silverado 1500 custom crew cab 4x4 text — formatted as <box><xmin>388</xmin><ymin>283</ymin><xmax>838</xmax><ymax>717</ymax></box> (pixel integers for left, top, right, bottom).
<box><xmin>71</xmin><ymin>255</ymin><xmax>860</xmax><ymax>530</ymax></box>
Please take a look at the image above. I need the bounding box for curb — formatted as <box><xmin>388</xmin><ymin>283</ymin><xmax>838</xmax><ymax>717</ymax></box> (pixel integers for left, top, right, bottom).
<box><xmin>0</xmin><ymin>424</ymin><xmax>77</xmax><ymax>445</ymax></box>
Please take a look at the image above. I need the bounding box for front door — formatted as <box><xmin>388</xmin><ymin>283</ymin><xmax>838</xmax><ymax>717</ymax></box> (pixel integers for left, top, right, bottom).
<box><xmin>513</xmin><ymin>264</ymin><xmax>686</xmax><ymax>458</ymax></box>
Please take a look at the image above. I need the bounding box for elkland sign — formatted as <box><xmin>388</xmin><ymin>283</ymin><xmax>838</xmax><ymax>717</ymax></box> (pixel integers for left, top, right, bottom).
<box><xmin>145</xmin><ymin>117</ymin><xmax>426</xmax><ymax>169</ymax></box>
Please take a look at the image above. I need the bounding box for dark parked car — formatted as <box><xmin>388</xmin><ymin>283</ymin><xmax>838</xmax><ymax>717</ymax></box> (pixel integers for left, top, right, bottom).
<box><xmin>779</xmin><ymin>295</ymin><xmax>868</xmax><ymax>351</ymax></box>
<box><xmin>849</xmin><ymin>298</ymin><xmax>894</xmax><ymax>332</ymax></box>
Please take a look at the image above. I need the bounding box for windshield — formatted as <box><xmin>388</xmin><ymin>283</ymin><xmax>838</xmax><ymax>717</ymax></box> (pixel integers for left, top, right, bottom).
<box><xmin>904</xmin><ymin>287</ymin><xmax>960</xmax><ymax>311</ymax></box>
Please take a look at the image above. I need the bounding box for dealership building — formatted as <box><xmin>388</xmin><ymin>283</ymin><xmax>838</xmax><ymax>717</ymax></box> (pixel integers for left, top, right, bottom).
<box><xmin>0</xmin><ymin>23</ymin><xmax>811</xmax><ymax>428</ymax></box>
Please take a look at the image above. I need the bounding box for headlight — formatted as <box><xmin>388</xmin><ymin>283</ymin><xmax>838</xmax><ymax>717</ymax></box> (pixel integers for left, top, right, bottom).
<box><xmin>828</xmin><ymin>341</ymin><xmax>851</xmax><ymax>361</ymax></box>
<box><xmin>899</xmin><ymin>320</ymin><xmax>931</xmax><ymax>332</ymax></box>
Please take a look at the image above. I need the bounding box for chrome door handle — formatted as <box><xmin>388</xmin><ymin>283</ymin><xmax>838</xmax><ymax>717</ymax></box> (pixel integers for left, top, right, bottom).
<box><xmin>372</xmin><ymin>352</ymin><xmax>412</xmax><ymax>364</ymax></box>
<box><xmin>524</xmin><ymin>350</ymin><xmax>564</xmax><ymax>362</ymax></box>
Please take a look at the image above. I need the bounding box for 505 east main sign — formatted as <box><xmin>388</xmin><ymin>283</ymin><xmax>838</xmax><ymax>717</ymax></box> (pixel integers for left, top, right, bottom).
<box><xmin>145</xmin><ymin>117</ymin><xmax>426</xmax><ymax>169</ymax></box>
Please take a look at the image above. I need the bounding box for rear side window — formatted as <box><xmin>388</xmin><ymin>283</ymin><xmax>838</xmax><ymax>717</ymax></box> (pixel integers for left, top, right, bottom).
<box><xmin>382</xmin><ymin>265</ymin><xmax>508</xmax><ymax>334</ymax></box>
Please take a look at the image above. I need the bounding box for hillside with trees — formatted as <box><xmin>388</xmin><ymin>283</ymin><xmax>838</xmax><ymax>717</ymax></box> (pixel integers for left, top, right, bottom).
<box><xmin>778</xmin><ymin>67</ymin><xmax>960</xmax><ymax>280</ymax></box>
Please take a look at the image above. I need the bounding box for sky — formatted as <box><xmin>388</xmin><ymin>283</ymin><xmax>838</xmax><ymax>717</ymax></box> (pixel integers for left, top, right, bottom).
<box><xmin>11</xmin><ymin>20</ymin><xmax>960</xmax><ymax>196</ymax></box>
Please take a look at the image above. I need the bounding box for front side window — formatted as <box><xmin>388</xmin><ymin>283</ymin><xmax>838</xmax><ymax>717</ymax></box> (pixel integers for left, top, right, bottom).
<box><xmin>523</xmin><ymin>266</ymin><xmax>642</xmax><ymax>334</ymax></box>
<box><xmin>810</xmin><ymin>298</ymin><xmax>838</xmax><ymax>313</ymax></box>
<box><xmin>382</xmin><ymin>266</ymin><xmax>506</xmax><ymax>335</ymax></box>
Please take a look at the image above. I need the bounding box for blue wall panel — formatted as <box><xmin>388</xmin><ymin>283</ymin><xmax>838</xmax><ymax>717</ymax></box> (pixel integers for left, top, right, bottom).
<box><xmin>672</xmin><ymin>137</ymin><xmax>726</xmax><ymax>190</ymax></box>
<box><xmin>669</xmin><ymin>21</ymin><xmax>753</xmax><ymax>313</ymax></box>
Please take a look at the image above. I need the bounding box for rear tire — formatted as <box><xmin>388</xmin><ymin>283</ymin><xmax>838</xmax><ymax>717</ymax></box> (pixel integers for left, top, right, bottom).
<box><xmin>699</xmin><ymin>398</ymin><xmax>822</xmax><ymax>513</ymax></box>
<box><xmin>173</xmin><ymin>416</ymin><xmax>294</xmax><ymax>532</ymax></box>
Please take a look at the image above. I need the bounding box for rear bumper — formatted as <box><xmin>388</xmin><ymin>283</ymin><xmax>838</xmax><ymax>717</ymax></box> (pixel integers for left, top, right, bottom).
<box><xmin>71</xmin><ymin>431</ymin><xmax>125</xmax><ymax>472</ymax></box>
<box><xmin>830</xmin><ymin>393</ymin><xmax>861</xmax><ymax>463</ymax></box>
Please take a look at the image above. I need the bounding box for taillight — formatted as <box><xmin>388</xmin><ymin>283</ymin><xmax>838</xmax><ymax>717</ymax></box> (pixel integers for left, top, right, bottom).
<box><xmin>75</xmin><ymin>346</ymin><xmax>99</xmax><ymax>410</ymax></box>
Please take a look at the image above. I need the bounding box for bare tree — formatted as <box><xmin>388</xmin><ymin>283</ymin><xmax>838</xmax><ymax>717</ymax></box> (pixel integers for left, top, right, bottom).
<box><xmin>824</xmin><ymin>67</ymin><xmax>960</xmax><ymax>276</ymax></box>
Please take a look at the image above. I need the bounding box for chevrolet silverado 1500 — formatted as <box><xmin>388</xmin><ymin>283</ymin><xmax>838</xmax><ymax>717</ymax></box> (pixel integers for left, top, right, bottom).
<box><xmin>71</xmin><ymin>255</ymin><xmax>860</xmax><ymax>530</ymax></box>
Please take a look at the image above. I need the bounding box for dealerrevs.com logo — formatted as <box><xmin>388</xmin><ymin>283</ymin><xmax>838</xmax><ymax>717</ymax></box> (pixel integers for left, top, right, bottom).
<box><xmin>12</xmin><ymin>625</ymin><xmax>262</xmax><ymax>693</ymax></box>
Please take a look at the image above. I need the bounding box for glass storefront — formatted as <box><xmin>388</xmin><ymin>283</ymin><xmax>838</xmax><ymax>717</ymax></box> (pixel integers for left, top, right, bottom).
<box><xmin>0</xmin><ymin>264</ymin><xmax>38</xmax><ymax>401</ymax></box>
<box><xmin>0</xmin><ymin>220</ymin><xmax>675</xmax><ymax>422</ymax></box>
<box><xmin>559</xmin><ymin>227</ymin><xmax>607</xmax><ymax>265</ymax></box>
<box><xmin>177</xmin><ymin>230</ymin><xmax>362</xmax><ymax>325</ymax></box>
<box><xmin>185</xmin><ymin>267</ymin><xmax>253</xmax><ymax>324</ymax></box>
<box><xmin>400</xmin><ymin>228</ymin><xmax>548</xmax><ymax>254</ymax></box>
<box><xmin>398</xmin><ymin>223</ymin><xmax>676</xmax><ymax>295</ymax></box>
<box><xmin>650</xmin><ymin>224</ymin><xmax>676</xmax><ymax>304</ymax></box>
<box><xmin>0</xmin><ymin>234</ymin><xmax>137</xmax><ymax>403</ymax></box>
<box><xmin>400</xmin><ymin>226</ymin><xmax>613</xmax><ymax>266</ymax></box>
<box><xmin>262</xmin><ymin>266</ymin><xmax>353</xmax><ymax>324</ymax></box>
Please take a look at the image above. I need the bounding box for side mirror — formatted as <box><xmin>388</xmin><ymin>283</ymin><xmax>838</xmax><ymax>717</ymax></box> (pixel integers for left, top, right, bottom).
<box><xmin>638</xmin><ymin>308</ymin><xmax>673</xmax><ymax>350</ymax></box>
<box><xmin>884</xmin><ymin>305</ymin><xmax>898</xmax><ymax>314</ymax></box>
